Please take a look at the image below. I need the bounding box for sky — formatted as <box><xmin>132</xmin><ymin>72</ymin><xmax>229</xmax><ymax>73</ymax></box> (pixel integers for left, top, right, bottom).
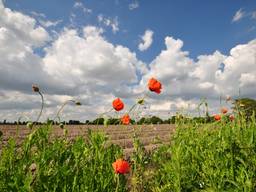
<box><xmin>0</xmin><ymin>0</ymin><xmax>256</xmax><ymax>122</ymax></box>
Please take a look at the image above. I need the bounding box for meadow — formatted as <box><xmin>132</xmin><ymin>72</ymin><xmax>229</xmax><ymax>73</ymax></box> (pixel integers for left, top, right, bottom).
<box><xmin>0</xmin><ymin>79</ymin><xmax>256</xmax><ymax>191</ymax></box>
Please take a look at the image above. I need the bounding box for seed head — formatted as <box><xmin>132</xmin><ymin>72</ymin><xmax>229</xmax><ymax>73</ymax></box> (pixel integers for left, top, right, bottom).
<box><xmin>32</xmin><ymin>84</ymin><xmax>39</xmax><ymax>92</ymax></box>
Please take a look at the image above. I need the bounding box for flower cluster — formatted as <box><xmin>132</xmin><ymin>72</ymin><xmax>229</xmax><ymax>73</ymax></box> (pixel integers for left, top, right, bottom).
<box><xmin>112</xmin><ymin>77</ymin><xmax>162</xmax><ymax>174</ymax></box>
<box><xmin>111</xmin><ymin>77</ymin><xmax>162</xmax><ymax>126</ymax></box>
<box><xmin>214</xmin><ymin>107</ymin><xmax>235</xmax><ymax>122</ymax></box>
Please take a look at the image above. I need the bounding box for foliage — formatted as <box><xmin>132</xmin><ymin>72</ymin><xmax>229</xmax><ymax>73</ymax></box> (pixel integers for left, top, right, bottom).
<box><xmin>233</xmin><ymin>98</ymin><xmax>256</xmax><ymax>120</ymax></box>
<box><xmin>0</xmin><ymin>122</ymin><xmax>126</xmax><ymax>192</ymax></box>
<box><xmin>147</xmin><ymin>113</ymin><xmax>256</xmax><ymax>191</ymax></box>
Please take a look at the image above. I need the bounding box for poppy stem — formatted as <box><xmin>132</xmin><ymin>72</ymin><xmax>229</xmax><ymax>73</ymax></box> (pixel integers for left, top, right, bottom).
<box><xmin>115</xmin><ymin>174</ymin><xmax>119</xmax><ymax>192</ymax></box>
<box><xmin>35</xmin><ymin>91</ymin><xmax>44</xmax><ymax>123</ymax></box>
<box><xmin>128</xmin><ymin>103</ymin><xmax>137</xmax><ymax>113</ymax></box>
<box><xmin>54</xmin><ymin>99</ymin><xmax>76</xmax><ymax>122</ymax></box>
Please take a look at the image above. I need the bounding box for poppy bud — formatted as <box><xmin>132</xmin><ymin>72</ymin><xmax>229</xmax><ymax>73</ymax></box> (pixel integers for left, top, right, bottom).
<box><xmin>75</xmin><ymin>101</ymin><xmax>81</xmax><ymax>106</ymax></box>
<box><xmin>137</xmin><ymin>99</ymin><xmax>145</xmax><ymax>105</ymax></box>
<box><xmin>26</xmin><ymin>122</ymin><xmax>33</xmax><ymax>129</ymax></box>
<box><xmin>59</xmin><ymin>123</ymin><xmax>64</xmax><ymax>129</ymax></box>
<box><xmin>32</xmin><ymin>84</ymin><xmax>39</xmax><ymax>92</ymax></box>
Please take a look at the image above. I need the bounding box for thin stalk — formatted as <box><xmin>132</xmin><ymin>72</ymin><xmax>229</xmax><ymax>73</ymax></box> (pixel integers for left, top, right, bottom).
<box><xmin>35</xmin><ymin>91</ymin><xmax>44</xmax><ymax>123</ymax></box>
<box><xmin>115</xmin><ymin>174</ymin><xmax>119</xmax><ymax>192</ymax></box>
<box><xmin>54</xmin><ymin>99</ymin><xmax>77</xmax><ymax>122</ymax></box>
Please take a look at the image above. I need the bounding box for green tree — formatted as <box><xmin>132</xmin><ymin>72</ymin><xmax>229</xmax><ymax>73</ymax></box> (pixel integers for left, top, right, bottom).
<box><xmin>233</xmin><ymin>98</ymin><xmax>256</xmax><ymax>119</ymax></box>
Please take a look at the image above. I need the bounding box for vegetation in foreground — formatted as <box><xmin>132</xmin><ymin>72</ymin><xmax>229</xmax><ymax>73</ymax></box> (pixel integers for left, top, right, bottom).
<box><xmin>0</xmin><ymin>79</ymin><xmax>256</xmax><ymax>191</ymax></box>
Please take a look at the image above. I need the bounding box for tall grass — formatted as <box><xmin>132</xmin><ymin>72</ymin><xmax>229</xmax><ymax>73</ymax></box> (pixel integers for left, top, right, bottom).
<box><xmin>147</xmin><ymin>113</ymin><xmax>256</xmax><ymax>191</ymax></box>
<box><xmin>0</xmin><ymin>122</ymin><xmax>126</xmax><ymax>192</ymax></box>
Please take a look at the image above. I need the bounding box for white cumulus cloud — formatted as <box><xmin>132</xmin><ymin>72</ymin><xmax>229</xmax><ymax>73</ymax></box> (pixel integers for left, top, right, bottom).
<box><xmin>138</xmin><ymin>29</ymin><xmax>154</xmax><ymax>51</ymax></box>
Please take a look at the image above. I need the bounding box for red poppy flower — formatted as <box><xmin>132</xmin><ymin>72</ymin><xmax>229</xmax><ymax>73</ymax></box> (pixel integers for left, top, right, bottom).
<box><xmin>214</xmin><ymin>114</ymin><xmax>221</xmax><ymax>121</ymax></box>
<box><xmin>229</xmin><ymin>114</ymin><xmax>235</xmax><ymax>121</ymax></box>
<box><xmin>148</xmin><ymin>78</ymin><xmax>162</xmax><ymax>94</ymax></box>
<box><xmin>121</xmin><ymin>114</ymin><xmax>130</xmax><ymax>125</ymax></box>
<box><xmin>112</xmin><ymin>159</ymin><xmax>130</xmax><ymax>174</ymax></box>
<box><xmin>112</xmin><ymin>98</ymin><xmax>124</xmax><ymax>111</ymax></box>
<box><xmin>221</xmin><ymin>107</ymin><xmax>228</xmax><ymax>114</ymax></box>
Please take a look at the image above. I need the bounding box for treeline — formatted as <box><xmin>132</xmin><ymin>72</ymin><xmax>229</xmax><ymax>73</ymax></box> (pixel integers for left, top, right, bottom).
<box><xmin>0</xmin><ymin>116</ymin><xmax>212</xmax><ymax>125</ymax></box>
<box><xmin>0</xmin><ymin>98</ymin><xmax>255</xmax><ymax>125</ymax></box>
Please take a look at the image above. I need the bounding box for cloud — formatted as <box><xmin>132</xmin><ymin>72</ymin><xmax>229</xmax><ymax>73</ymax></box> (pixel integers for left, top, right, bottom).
<box><xmin>129</xmin><ymin>1</ymin><xmax>139</xmax><ymax>10</ymax></box>
<box><xmin>73</xmin><ymin>2</ymin><xmax>92</xmax><ymax>14</ymax></box>
<box><xmin>218</xmin><ymin>39</ymin><xmax>256</xmax><ymax>97</ymax></box>
<box><xmin>0</xmin><ymin>2</ymin><xmax>50</xmax><ymax>46</ymax></box>
<box><xmin>0</xmin><ymin>0</ymin><xmax>59</xmax><ymax>94</ymax></box>
<box><xmin>30</xmin><ymin>11</ymin><xmax>46</xmax><ymax>18</ymax></box>
<box><xmin>43</xmin><ymin>26</ymin><xmax>139</xmax><ymax>88</ymax></box>
<box><xmin>38</xmin><ymin>19</ymin><xmax>62</xmax><ymax>28</ymax></box>
<box><xmin>252</xmin><ymin>11</ymin><xmax>256</xmax><ymax>20</ymax></box>
<box><xmin>138</xmin><ymin>29</ymin><xmax>154</xmax><ymax>51</ymax></box>
<box><xmin>0</xmin><ymin>0</ymin><xmax>255</xmax><ymax>122</ymax></box>
<box><xmin>98</xmin><ymin>14</ymin><xmax>119</xmax><ymax>33</ymax></box>
<box><xmin>232</xmin><ymin>8</ymin><xmax>245</xmax><ymax>22</ymax></box>
<box><xmin>137</xmin><ymin>36</ymin><xmax>256</xmax><ymax>116</ymax></box>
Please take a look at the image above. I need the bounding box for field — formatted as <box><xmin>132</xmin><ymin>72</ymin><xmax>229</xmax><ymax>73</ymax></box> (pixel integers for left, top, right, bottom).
<box><xmin>0</xmin><ymin>124</ymin><xmax>175</xmax><ymax>157</ymax></box>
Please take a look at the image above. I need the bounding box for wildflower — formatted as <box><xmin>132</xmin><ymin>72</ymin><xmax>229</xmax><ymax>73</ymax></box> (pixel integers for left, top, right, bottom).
<box><xmin>112</xmin><ymin>98</ymin><xmax>124</xmax><ymax>111</ymax></box>
<box><xmin>214</xmin><ymin>114</ymin><xmax>221</xmax><ymax>121</ymax></box>
<box><xmin>121</xmin><ymin>114</ymin><xmax>130</xmax><ymax>125</ymax></box>
<box><xmin>32</xmin><ymin>84</ymin><xmax>39</xmax><ymax>92</ymax></box>
<box><xmin>148</xmin><ymin>78</ymin><xmax>162</xmax><ymax>94</ymax></box>
<box><xmin>221</xmin><ymin>107</ymin><xmax>228</xmax><ymax>114</ymax></box>
<box><xmin>112</xmin><ymin>159</ymin><xmax>130</xmax><ymax>174</ymax></box>
<box><xmin>229</xmin><ymin>114</ymin><xmax>235</xmax><ymax>121</ymax></box>
<box><xmin>75</xmin><ymin>101</ymin><xmax>81</xmax><ymax>106</ymax></box>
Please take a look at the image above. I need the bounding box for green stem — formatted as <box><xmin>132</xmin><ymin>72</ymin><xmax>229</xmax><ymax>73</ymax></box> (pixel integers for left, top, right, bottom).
<box><xmin>35</xmin><ymin>91</ymin><xmax>44</xmax><ymax>123</ymax></box>
<box><xmin>54</xmin><ymin>100</ymin><xmax>76</xmax><ymax>122</ymax></box>
<box><xmin>115</xmin><ymin>174</ymin><xmax>119</xmax><ymax>192</ymax></box>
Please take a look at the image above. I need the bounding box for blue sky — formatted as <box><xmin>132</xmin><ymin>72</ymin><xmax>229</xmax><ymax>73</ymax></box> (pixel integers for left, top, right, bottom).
<box><xmin>6</xmin><ymin>0</ymin><xmax>256</xmax><ymax>62</ymax></box>
<box><xmin>0</xmin><ymin>0</ymin><xmax>256</xmax><ymax>121</ymax></box>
